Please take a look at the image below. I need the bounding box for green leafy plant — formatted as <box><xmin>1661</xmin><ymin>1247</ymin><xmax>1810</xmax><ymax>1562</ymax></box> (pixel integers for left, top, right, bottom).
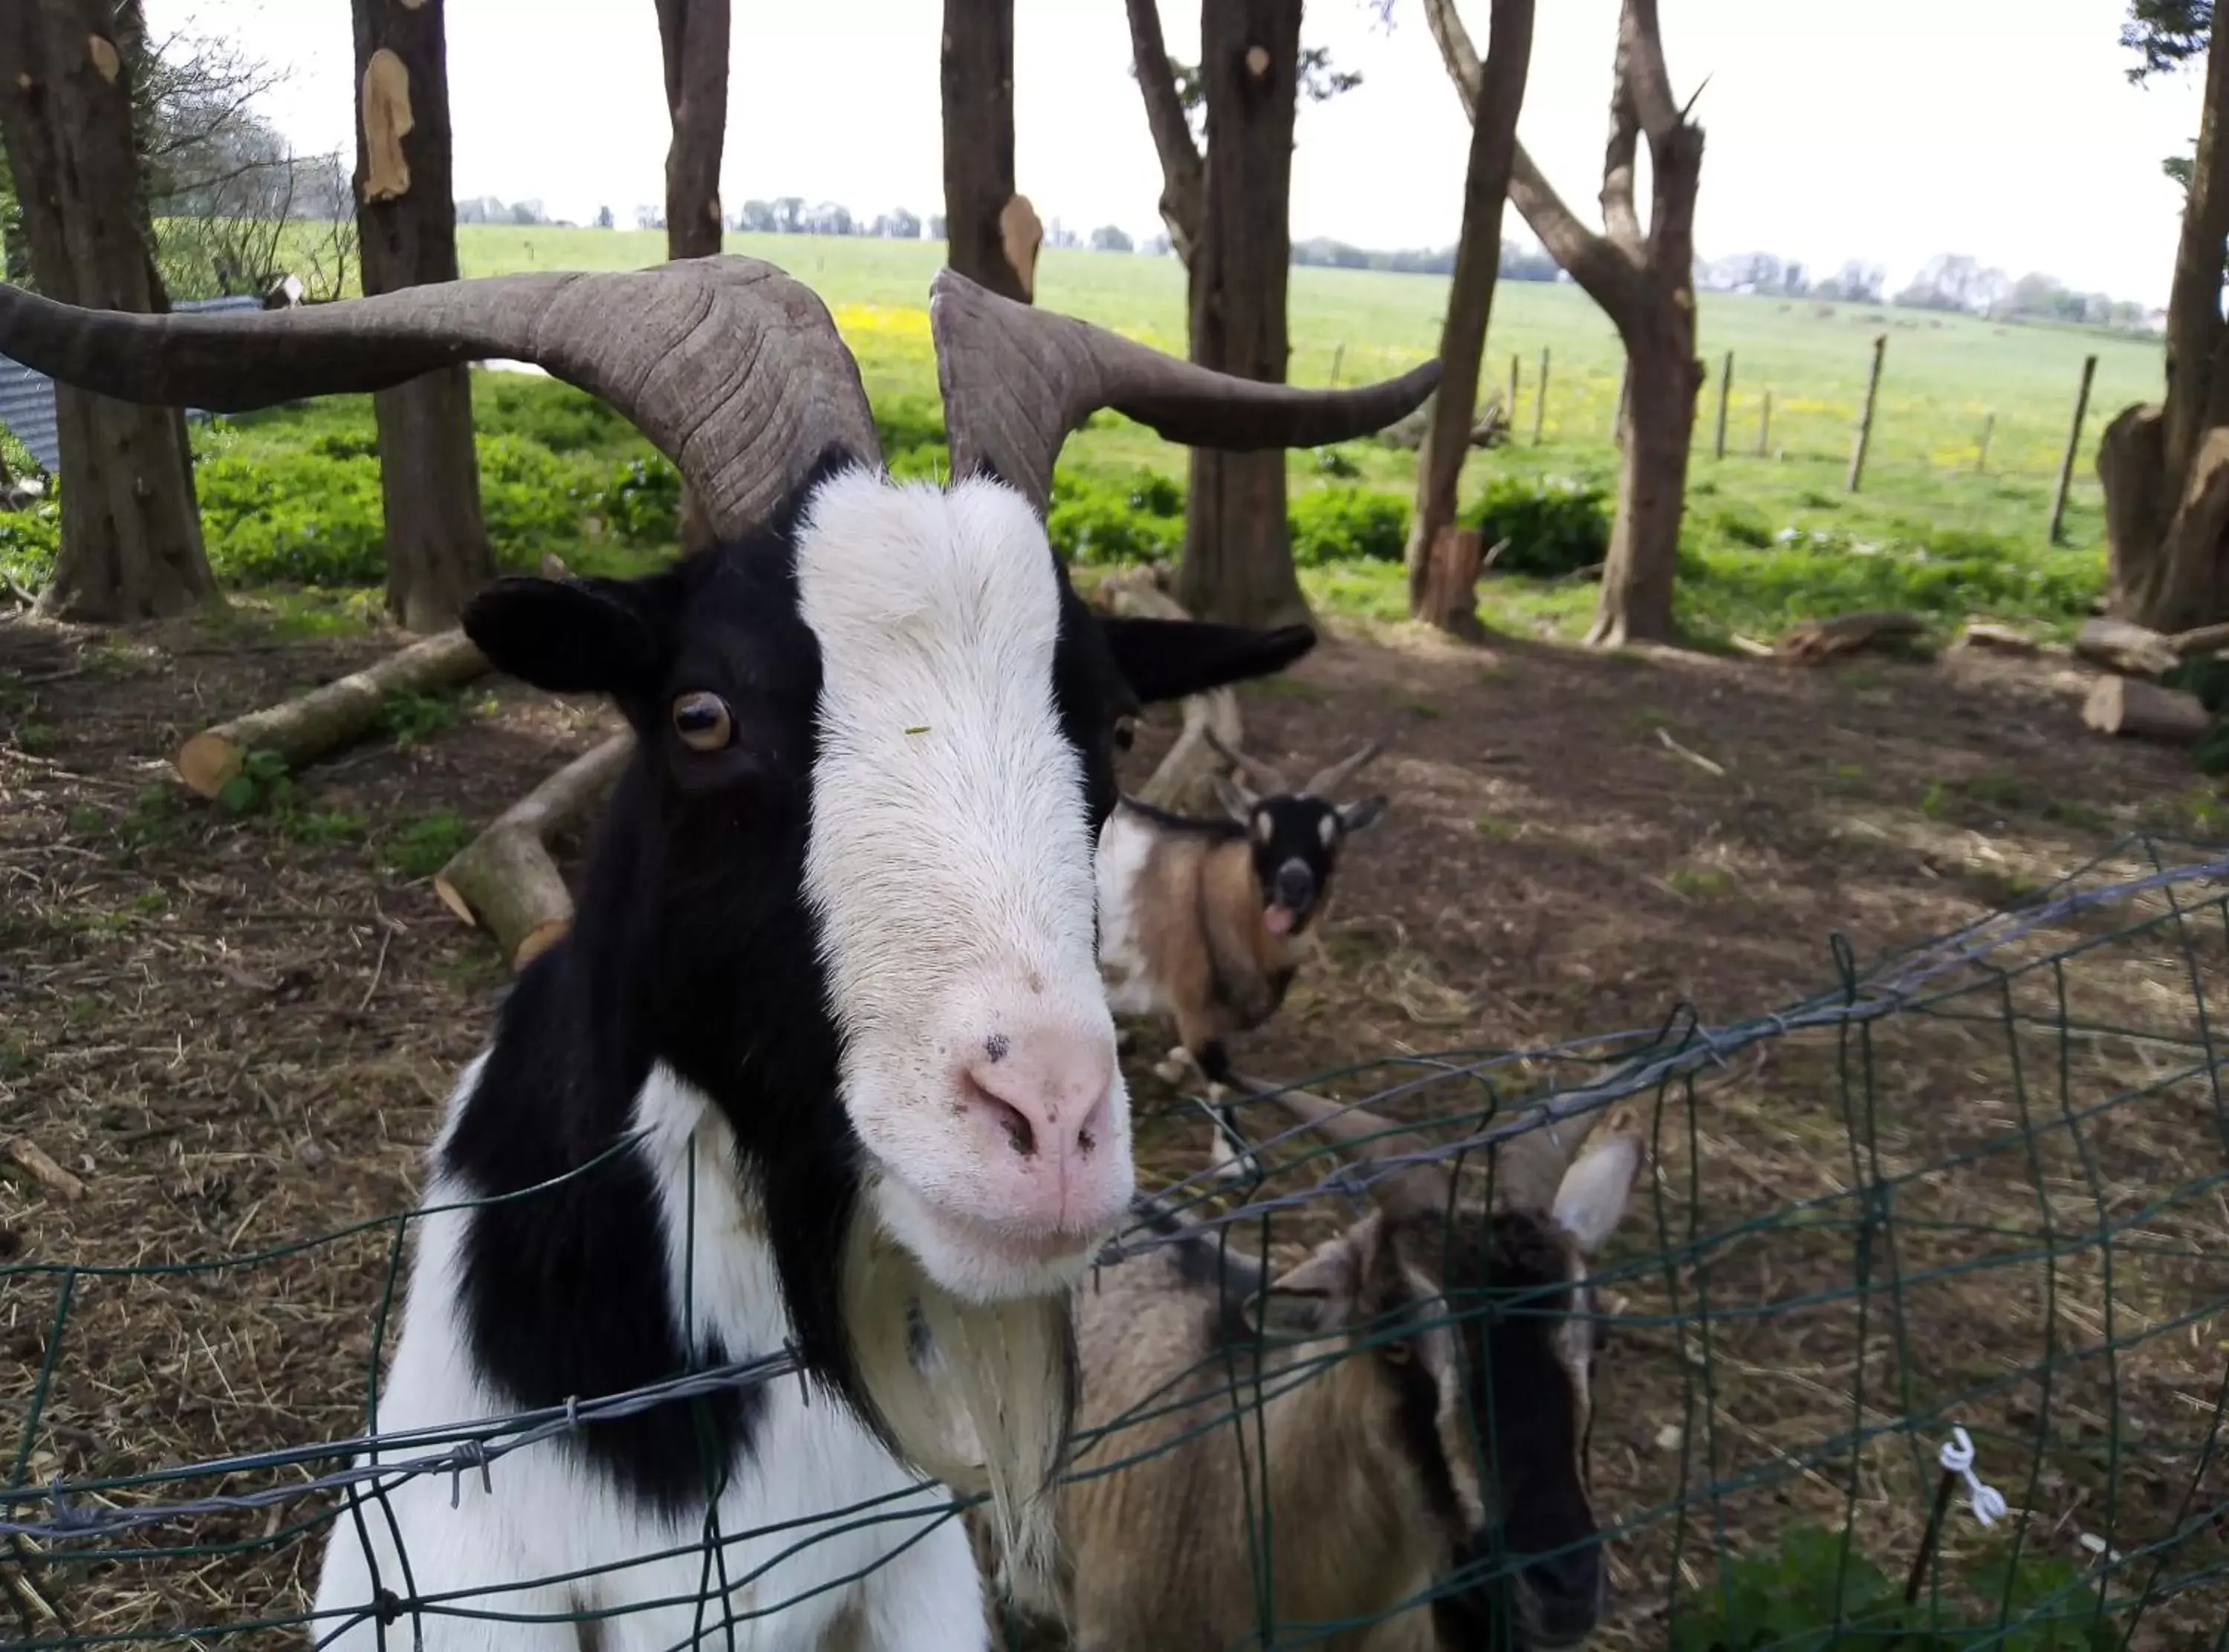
<box><xmin>595</xmin><ymin>455</ymin><xmax>683</xmax><ymax>547</ymax></box>
<box><xmin>1671</xmin><ymin>1526</ymin><xmax>2119</xmax><ymax>1652</ymax></box>
<box><xmin>216</xmin><ymin>749</ymin><xmax>295</xmax><ymax>816</ymax></box>
<box><xmin>377</xmin><ymin>689</ymin><xmax>459</xmax><ymax>749</ymax></box>
<box><xmin>382</xmin><ymin>812</ymin><xmax>474</xmax><ymax>879</ymax></box>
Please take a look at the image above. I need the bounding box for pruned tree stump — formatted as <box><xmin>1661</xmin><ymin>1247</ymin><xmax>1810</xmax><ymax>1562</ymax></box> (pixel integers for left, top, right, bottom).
<box><xmin>435</xmin><ymin>732</ymin><xmax>634</xmax><ymax>969</ymax></box>
<box><xmin>175</xmin><ymin>628</ymin><xmax>489</xmax><ymax>799</ymax></box>
<box><xmin>1417</xmin><ymin>525</ymin><xmax>1487</xmax><ymax>642</ymax></box>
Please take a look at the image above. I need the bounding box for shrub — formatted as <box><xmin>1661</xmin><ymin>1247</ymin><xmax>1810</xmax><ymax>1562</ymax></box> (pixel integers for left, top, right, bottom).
<box><xmin>874</xmin><ymin>395</ymin><xmax>948</xmax><ymax>461</ymax></box>
<box><xmin>1707</xmin><ymin>501</ymin><xmax>1775</xmax><ymax>548</ymax></box>
<box><xmin>1288</xmin><ymin>487</ymin><xmax>1407</xmax><ymax>567</ymax></box>
<box><xmin>1046</xmin><ymin>470</ymin><xmax>1182</xmax><ymax>565</ymax></box>
<box><xmin>595</xmin><ymin>455</ymin><xmax>682</xmax><ymax>547</ymax></box>
<box><xmin>477</xmin><ymin>433</ymin><xmax>591</xmax><ymax>566</ymax></box>
<box><xmin>474</xmin><ymin>377</ymin><xmax>637</xmax><ymax>455</ymax></box>
<box><xmin>197</xmin><ymin>449</ymin><xmax>386</xmax><ymax>586</ymax></box>
<box><xmin>1462</xmin><ymin>474</ymin><xmax>1611</xmax><ymax>578</ymax></box>
<box><xmin>0</xmin><ymin>495</ymin><xmax>59</xmax><ymax>593</ymax></box>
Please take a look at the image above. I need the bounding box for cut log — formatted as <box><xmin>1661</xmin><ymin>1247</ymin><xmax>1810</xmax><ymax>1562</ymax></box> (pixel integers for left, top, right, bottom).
<box><xmin>1775</xmin><ymin>611</ymin><xmax>1925</xmax><ymax>664</ymax></box>
<box><xmin>2082</xmin><ymin>676</ymin><xmax>2211</xmax><ymax>744</ymax></box>
<box><xmin>1416</xmin><ymin>525</ymin><xmax>1488</xmax><ymax>642</ymax></box>
<box><xmin>1106</xmin><ymin>581</ymin><xmax>1245</xmax><ymax>817</ymax></box>
<box><xmin>8</xmin><ymin>1137</ymin><xmax>85</xmax><ymax>1202</ymax></box>
<box><xmin>2074</xmin><ymin>617</ymin><xmax>2179</xmax><ymax>680</ymax></box>
<box><xmin>434</xmin><ymin>733</ymin><xmax>634</xmax><ymax>970</ymax></box>
<box><xmin>177</xmin><ymin>628</ymin><xmax>488</xmax><ymax>799</ymax></box>
<box><xmin>1956</xmin><ymin>621</ymin><xmax>2040</xmax><ymax>654</ymax></box>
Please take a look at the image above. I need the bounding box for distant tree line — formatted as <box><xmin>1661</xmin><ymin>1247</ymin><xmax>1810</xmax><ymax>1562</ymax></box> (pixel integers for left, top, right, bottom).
<box><xmin>1697</xmin><ymin>248</ymin><xmax>2157</xmax><ymax>334</ymax></box>
<box><xmin>1292</xmin><ymin>235</ymin><xmax>1562</xmax><ymax>281</ymax></box>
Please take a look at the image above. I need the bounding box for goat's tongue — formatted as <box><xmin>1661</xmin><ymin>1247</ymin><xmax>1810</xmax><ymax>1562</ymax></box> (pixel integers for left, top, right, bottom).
<box><xmin>1263</xmin><ymin>906</ymin><xmax>1295</xmax><ymax>937</ymax></box>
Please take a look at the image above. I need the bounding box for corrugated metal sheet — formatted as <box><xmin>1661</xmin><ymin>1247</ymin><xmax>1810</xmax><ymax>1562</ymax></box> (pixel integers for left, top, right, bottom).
<box><xmin>0</xmin><ymin>293</ymin><xmax>265</xmax><ymax>476</ymax></box>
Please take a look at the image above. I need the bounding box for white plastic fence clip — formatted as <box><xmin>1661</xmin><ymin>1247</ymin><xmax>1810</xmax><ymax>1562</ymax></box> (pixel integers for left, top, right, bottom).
<box><xmin>1938</xmin><ymin>1427</ymin><xmax>2007</xmax><ymax>1527</ymax></box>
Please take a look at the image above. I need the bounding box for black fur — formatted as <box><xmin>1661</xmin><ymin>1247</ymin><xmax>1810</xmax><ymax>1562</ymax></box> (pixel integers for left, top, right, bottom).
<box><xmin>435</xmin><ymin>459</ymin><xmax>1317</xmax><ymax>1515</ymax></box>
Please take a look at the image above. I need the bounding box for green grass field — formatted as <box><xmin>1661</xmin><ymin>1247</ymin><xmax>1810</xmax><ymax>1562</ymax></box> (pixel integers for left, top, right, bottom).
<box><xmin>6</xmin><ymin>225</ymin><xmax>2164</xmax><ymax>645</ymax></box>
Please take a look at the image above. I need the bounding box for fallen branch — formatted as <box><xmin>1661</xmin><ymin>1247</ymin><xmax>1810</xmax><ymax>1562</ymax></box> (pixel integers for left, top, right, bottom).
<box><xmin>176</xmin><ymin>628</ymin><xmax>488</xmax><ymax>799</ymax></box>
<box><xmin>2074</xmin><ymin>617</ymin><xmax>2178</xmax><ymax>680</ymax></box>
<box><xmin>434</xmin><ymin>733</ymin><xmax>633</xmax><ymax>970</ymax></box>
<box><xmin>1775</xmin><ymin>611</ymin><xmax>1924</xmax><ymax>664</ymax></box>
<box><xmin>1956</xmin><ymin>622</ymin><xmax>2039</xmax><ymax>655</ymax></box>
<box><xmin>2169</xmin><ymin>618</ymin><xmax>2229</xmax><ymax>657</ymax></box>
<box><xmin>2082</xmin><ymin>676</ymin><xmax>2211</xmax><ymax>744</ymax></box>
<box><xmin>1655</xmin><ymin>726</ymin><xmax>1727</xmax><ymax>777</ymax></box>
<box><xmin>7</xmin><ymin>1137</ymin><xmax>85</xmax><ymax>1202</ymax></box>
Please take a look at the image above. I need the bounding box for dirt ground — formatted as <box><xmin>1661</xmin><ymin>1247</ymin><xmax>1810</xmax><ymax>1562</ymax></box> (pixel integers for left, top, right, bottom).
<box><xmin>4</xmin><ymin>598</ymin><xmax>2228</xmax><ymax>1647</ymax></box>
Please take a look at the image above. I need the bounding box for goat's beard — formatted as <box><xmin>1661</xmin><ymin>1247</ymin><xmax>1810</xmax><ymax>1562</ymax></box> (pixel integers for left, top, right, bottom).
<box><xmin>843</xmin><ymin>1213</ymin><xmax>1077</xmax><ymax>1621</ymax></box>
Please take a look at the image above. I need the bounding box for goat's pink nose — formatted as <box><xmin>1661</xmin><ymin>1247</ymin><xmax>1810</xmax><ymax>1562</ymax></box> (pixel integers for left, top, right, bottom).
<box><xmin>960</xmin><ymin>1025</ymin><xmax>1121</xmax><ymax>1231</ymax></box>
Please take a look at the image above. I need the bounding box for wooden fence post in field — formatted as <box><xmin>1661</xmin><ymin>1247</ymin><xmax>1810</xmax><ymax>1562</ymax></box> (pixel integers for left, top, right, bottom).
<box><xmin>1533</xmin><ymin>346</ymin><xmax>1550</xmax><ymax>445</ymax></box>
<box><xmin>1328</xmin><ymin>342</ymin><xmax>1345</xmax><ymax>388</ymax></box>
<box><xmin>1714</xmin><ymin>349</ymin><xmax>1733</xmax><ymax>459</ymax></box>
<box><xmin>1508</xmin><ymin>353</ymin><xmax>1521</xmax><ymax>417</ymax></box>
<box><xmin>2048</xmin><ymin>355</ymin><xmax>2099</xmax><ymax>545</ymax></box>
<box><xmin>1847</xmin><ymin>334</ymin><xmax>1887</xmax><ymax>493</ymax></box>
<box><xmin>1976</xmin><ymin>411</ymin><xmax>1995</xmax><ymax>473</ymax></box>
<box><xmin>1756</xmin><ymin>389</ymin><xmax>1773</xmax><ymax>458</ymax></box>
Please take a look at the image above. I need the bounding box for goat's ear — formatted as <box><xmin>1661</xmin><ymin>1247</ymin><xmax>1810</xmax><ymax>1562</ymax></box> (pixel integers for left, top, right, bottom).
<box><xmin>1337</xmin><ymin>796</ymin><xmax>1389</xmax><ymax>834</ymax></box>
<box><xmin>463</xmin><ymin>576</ymin><xmax>664</xmax><ymax>697</ymax></box>
<box><xmin>1245</xmin><ymin>1216</ymin><xmax>1378</xmax><ymax>1339</ymax></box>
<box><xmin>1099</xmin><ymin>617</ymin><xmax>1316</xmax><ymax>705</ymax></box>
<box><xmin>1551</xmin><ymin>1132</ymin><xmax>1644</xmax><ymax>1256</ymax></box>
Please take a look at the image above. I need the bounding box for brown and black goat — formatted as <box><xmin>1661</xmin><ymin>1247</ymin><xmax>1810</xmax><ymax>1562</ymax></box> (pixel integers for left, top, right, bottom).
<box><xmin>1096</xmin><ymin>735</ymin><xmax>1386</xmax><ymax>1093</ymax></box>
<box><xmin>1056</xmin><ymin>1084</ymin><xmax>1642</xmax><ymax>1651</ymax></box>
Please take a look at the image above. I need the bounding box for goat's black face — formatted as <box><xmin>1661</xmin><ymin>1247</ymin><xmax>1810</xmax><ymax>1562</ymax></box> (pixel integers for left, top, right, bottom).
<box><xmin>1395</xmin><ymin>1211</ymin><xmax>1604</xmax><ymax>1651</ymax></box>
<box><xmin>1239</xmin><ymin>795</ymin><xmax>1387</xmax><ymax>936</ymax></box>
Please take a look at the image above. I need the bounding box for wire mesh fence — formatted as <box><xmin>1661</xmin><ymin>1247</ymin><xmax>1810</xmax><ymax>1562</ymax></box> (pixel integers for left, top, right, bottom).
<box><xmin>5</xmin><ymin>831</ymin><xmax>2229</xmax><ymax>1649</ymax></box>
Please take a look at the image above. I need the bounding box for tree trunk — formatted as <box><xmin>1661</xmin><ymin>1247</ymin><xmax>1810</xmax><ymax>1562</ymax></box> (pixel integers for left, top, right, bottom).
<box><xmin>2103</xmin><ymin>16</ymin><xmax>2229</xmax><ymax>630</ymax></box>
<box><xmin>1405</xmin><ymin>0</ymin><xmax>1536</xmax><ymax>621</ymax></box>
<box><xmin>941</xmin><ymin>0</ymin><xmax>1031</xmax><ymax>304</ymax></box>
<box><xmin>1424</xmin><ymin>0</ymin><xmax>1706</xmax><ymax>649</ymax></box>
<box><xmin>353</xmin><ymin>0</ymin><xmax>493</xmax><ymax>632</ymax></box>
<box><xmin>1592</xmin><ymin>302</ymin><xmax>1699</xmax><ymax>645</ymax></box>
<box><xmin>655</xmin><ymin>0</ymin><xmax>730</xmax><ymax>555</ymax></box>
<box><xmin>0</xmin><ymin>0</ymin><xmax>216</xmax><ymax>623</ymax></box>
<box><xmin>1175</xmin><ymin>0</ymin><xmax>1307</xmax><ymax>631</ymax></box>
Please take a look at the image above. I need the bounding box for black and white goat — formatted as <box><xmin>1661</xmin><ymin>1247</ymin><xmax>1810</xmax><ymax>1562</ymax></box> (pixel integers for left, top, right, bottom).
<box><xmin>1060</xmin><ymin>1087</ymin><xmax>1642</xmax><ymax>1652</ymax></box>
<box><xmin>0</xmin><ymin>261</ymin><xmax>1436</xmax><ymax>1650</ymax></box>
<box><xmin>1097</xmin><ymin>735</ymin><xmax>1387</xmax><ymax>1089</ymax></box>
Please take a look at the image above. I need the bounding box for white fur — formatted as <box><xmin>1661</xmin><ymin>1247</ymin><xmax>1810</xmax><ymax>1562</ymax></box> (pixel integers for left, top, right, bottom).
<box><xmin>1093</xmin><ymin>803</ymin><xmax>1164</xmax><ymax>1020</ymax></box>
<box><xmin>311</xmin><ymin>1064</ymin><xmax>986</xmax><ymax>1651</ymax></box>
<box><xmin>797</xmin><ymin>472</ymin><xmax>1132</xmax><ymax>1302</ymax></box>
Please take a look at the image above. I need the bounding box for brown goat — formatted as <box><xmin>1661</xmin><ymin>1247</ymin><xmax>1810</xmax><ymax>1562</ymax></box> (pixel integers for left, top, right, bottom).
<box><xmin>1096</xmin><ymin>738</ymin><xmax>1386</xmax><ymax>1097</ymax></box>
<box><xmin>1048</xmin><ymin>1084</ymin><xmax>1643</xmax><ymax>1651</ymax></box>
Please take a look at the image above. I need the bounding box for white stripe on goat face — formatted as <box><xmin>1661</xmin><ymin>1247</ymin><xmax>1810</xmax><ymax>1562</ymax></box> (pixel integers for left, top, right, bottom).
<box><xmin>798</xmin><ymin>472</ymin><xmax>1132</xmax><ymax>1304</ymax></box>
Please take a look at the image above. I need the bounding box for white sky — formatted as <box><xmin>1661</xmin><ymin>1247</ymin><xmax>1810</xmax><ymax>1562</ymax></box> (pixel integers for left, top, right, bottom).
<box><xmin>151</xmin><ymin>0</ymin><xmax>2204</xmax><ymax>308</ymax></box>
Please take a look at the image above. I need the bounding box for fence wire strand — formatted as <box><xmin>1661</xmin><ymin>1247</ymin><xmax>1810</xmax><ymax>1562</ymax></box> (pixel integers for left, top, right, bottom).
<box><xmin>4</xmin><ymin>831</ymin><xmax>2229</xmax><ymax>1648</ymax></box>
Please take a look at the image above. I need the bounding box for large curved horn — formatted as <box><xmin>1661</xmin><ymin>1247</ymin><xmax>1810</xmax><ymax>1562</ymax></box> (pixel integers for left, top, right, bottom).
<box><xmin>1203</xmin><ymin>727</ymin><xmax>1292</xmax><ymax>798</ymax></box>
<box><xmin>929</xmin><ymin>268</ymin><xmax>1438</xmax><ymax>513</ymax></box>
<box><xmin>1303</xmin><ymin>738</ymin><xmax>1386</xmax><ymax>799</ymax></box>
<box><xmin>0</xmin><ymin>258</ymin><xmax>879</xmax><ymax>538</ymax></box>
<box><xmin>1238</xmin><ymin>1078</ymin><xmax>1453</xmax><ymax>1222</ymax></box>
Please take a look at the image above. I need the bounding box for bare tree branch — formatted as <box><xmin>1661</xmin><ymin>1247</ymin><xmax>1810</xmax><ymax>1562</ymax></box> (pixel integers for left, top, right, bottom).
<box><xmin>1617</xmin><ymin>0</ymin><xmax>1683</xmax><ymax>143</ymax></box>
<box><xmin>1422</xmin><ymin>0</ymin><xmax>1638</xmax><ymax>308</ymax></box>
<box><xmin>1124</xmin><ymin>0</ymin><xmax>1204</xmax><ymax>262</ymax></box>
<box><xmin>1600</xmin><ymin>79</ymin><xmax>1642</xmax><ymax>253</ymax></box>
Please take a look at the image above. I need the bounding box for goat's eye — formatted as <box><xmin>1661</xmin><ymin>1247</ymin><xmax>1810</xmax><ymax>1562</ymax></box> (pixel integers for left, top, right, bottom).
<box><xmin>671</xmin><ymin>692</ymin><xmax>734</xmax><ymax>752</ymax></box>
<box><xmin>1112</xmin><ymin>715</ymin><xmax>1137</xmax><ymax>752</ymax></box>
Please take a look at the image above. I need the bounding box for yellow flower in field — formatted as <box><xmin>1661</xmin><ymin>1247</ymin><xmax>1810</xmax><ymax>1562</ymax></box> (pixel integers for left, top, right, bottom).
<box><xmin>829</xmin><ymin>305</ymin><xmax>935</xmax><ymax>358</ymax></box>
